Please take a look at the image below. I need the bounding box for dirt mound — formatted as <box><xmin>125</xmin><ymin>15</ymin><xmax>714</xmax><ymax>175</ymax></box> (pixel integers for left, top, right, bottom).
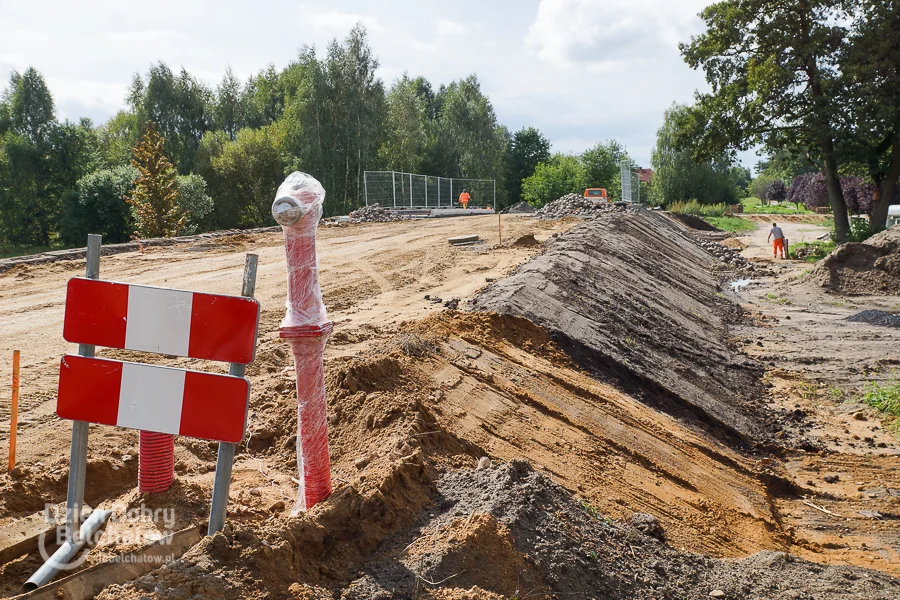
<box><xmin>325</xmin><ymin>462</ymin><xmax>900</xmax><ymax>599</ymax></box>
<box><xmin>722</xmin><ymin>238</ymin><xmax>747</xmax><ymax>250</ymax></box>
<box><xmin>502</xmin><ymin>201</ymin><xmax>536</xmax><ymax>214</ymax></box>
<box><xmin>667</xmin><ymin>212</ymin><xmax>720</xmax><ymax>231</ymax></box>
<box><xmin>505</xmin><ymin>233</ymin><xmax>540</xmax><ymax>247</ymax></box>
<box><xmin>805</xmin><ymin>226</ymin><xmax>900</xmax><ymax>295</ymax></box>
<box><xmin>474</xmin><ymin>210</ymin><xmax>770</xmax><ymax>447</ymax></box>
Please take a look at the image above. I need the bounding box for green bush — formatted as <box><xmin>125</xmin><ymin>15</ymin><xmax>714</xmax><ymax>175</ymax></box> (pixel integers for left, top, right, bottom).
<box><xmin>176</xmin><ymin>174</ymin><xmax>214</xmax><ymax>234</ymax></box>
<box><xmin>60</xmin><ymin>165</ymin><xmax>138</xmax><ymax>245</ymax></box>
<box><xmin>521</xmin><ymin>154</ymin><xmax>584</xmax><ymax>208</ymax></box>
<box><xmin>668</xmin><ymin>199</ymin><xmax>727</xmax><ymax>217</ymax></box>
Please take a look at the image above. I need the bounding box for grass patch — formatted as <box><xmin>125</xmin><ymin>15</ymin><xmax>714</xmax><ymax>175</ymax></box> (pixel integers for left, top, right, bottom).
<box><xmin>789</xmin><ymin>241</ymin><xmax>835</xmax><ymax>262</ymax></box>
<box><xmin>705</xmin><ymin>216</ymin><xmax>756</xmax><ymax>232</ymax></box>
<box><xmin>763</xmin><ymin>292</ymin><xmax>793</xmax><ymax>305</ymax></box>
<box><xmin>740</xmin><ymin>197</ymin><xmax>813</xmax><ymax>215</ymax></box>
<box><xmin>860</xmin><ymin>377</ymin><xmax>900</xmax><ymax>432</ymax></box>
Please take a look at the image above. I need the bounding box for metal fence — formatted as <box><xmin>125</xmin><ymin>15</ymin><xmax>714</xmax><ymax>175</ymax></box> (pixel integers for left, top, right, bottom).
<box><xmin>619</xmin><ymin>161</ymin><xmax>641</xmax><ymax>204</ymax></box>
<box><xmin>363</xmin><ymin>171</ymin><xmax>496</xmax><ymax>209</ymax></box>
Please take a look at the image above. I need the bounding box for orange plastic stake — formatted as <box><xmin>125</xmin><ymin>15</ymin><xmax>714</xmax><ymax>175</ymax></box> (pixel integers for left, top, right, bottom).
<box><xmin>8</xmin><ymin>350</ymin><xmax>20</xmax><ymax>472</ymax></box>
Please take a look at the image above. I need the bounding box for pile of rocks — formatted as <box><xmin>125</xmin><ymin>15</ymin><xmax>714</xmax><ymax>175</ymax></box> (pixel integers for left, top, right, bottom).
<box><xmin>535</xmin><ymin>194</ymin><xmax>617</xmax><ymax>220</ymax></box>
<box><xmin>696</xmin><ymin>238</ymin><xmax>757</xmax><ymax>272</ymax></box>
<box><xmin>350</xmin><ymin>203</ymin><xmax>409</xmax><ymax>223</ymax></box>
<box><xmin>503</xmin><ymin>201</ymin><xmax>536</xmax><ymax>214</ymax></box>
<box><xmin>847</xmin><ymin>310</ymin><xmax>900</xmax><ymax>328</ymax></box>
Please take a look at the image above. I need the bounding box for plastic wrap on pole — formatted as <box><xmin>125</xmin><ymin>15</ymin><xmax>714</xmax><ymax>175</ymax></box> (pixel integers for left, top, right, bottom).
<box><xmin>272</xmin><ymin>171</ymin><xmax>333</xmax><ymax>515</ymax></box>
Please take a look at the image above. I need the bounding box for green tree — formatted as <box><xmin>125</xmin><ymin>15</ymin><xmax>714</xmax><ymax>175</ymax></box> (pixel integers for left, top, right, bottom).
<box><xmin>379</xmin><ymin>74</ymin><xmax>428</xmax><ymax>173</ymax></box>
<box><xmin>61</xmin><ymin>165</ymin><xmax>137</xmax><ymax>245</ymax></box>
<box><xmin>679</xmin><ymin>0</ymin><xmax>853</xmax><ymax>240</ymax></box>
<box><xmin>214</xmin><ymin>67</ymin><xmax>246</xmax><ymax>140</ymax></box>
<box><xmin>203</xmin><ymin>124</ymin><xmax>287</xmax><ymax>228</ymax></box>
<box><xmin>651</xmin><ymin>104</ymin><xmax>740</xmax><ymax>206</ymax></box>
<box><xmin>324</xmin><ymin>25</ymin><xmax>387</xmax><ymax>213</ymax></box>
<box><xmin>749</xmin><ymin>173</ymin><xmax>777</xmax><ymax>202</ymax></box>
<box><xmin>126</xmin><ymin>124</ymin><xmax>186</xmax><ymax>238</ymax></box>
<box><xmin>96</xmin><ymin>111</ymin><xmax>140</xmax><ymax>168</ymax></box>
<box><xmin>434</xmin><ymin>76</ymin><xmax>505</xmax><ymax>181</ymax></box>
<box><xmin>580</xmin><ymin>140</ymin><xmax>628</xmax><ymax>200</ymax></box>
<box><xmin>521</xmin><ymin>154</ymin><xmax>584</xmax><ymax>207</ymax></box>
<box><xmin>128</xmin><ymin>63</ymin><xmax>213</xmax><ymax>173</ymax></box>
<box><xmin>504</xmin><ymin>127</ymin><xmax>550</xmax><ymax>204</ymax></box>
<box><xmin>841</xmin><ymin>1</ymin><xmax>900</xmax><ymax>232</ymax></box>
<box><xmin>243</xmin><ymin>64</ymin><xmax>285</xmax><ymax>128</ymax></box>
<box><xmin>6</xmin><ymin>67</ymin><xmax>55</xmax><ymax>144</ymax></box>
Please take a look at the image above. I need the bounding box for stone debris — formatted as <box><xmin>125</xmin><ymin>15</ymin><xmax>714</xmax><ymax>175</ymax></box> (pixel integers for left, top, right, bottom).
<box><xmin>503</xmin><ymin>201</ymin><xmax>536</xmax><ymax>214</ymax></box>
<box><xmin>628</xmin><ymin>513</ymin><xmax>665</xmax><ymax>541</ymax></box>
<box><xmin>535</xmin><ymin>193</ymin><xmax>621</xmax><ymax>220</ymax></box>
<box><xmin>847</xmin><ymin>309</ymin><xmax>900</xmax><ymax>328</ymax></box>
<box><xmin>696</xmin><ymin>238</ymin><xmax>757</xmax><ymax>272</ymax></box>
<box><xmin>350</xmin><ymin>203</ymin><xmax>410</xmax><ymax>223</ymax></box>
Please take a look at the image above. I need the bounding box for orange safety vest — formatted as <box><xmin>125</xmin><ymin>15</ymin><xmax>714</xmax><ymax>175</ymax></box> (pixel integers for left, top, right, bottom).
<box><xmin>459</xmin><ymin>192</ymin><xmax>471</xmax><ymax>207</ymax></box>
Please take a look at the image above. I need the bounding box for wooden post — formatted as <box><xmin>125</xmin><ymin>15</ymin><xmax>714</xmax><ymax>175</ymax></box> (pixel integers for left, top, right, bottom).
<box><xmin>498</xmin><ymin>211</ymin><xmax>502</xmax><ymax>245</ymax></box>
<box><xmin>8</xmin><ymin>350</ymin><xmax>19</xmax><ymax>472</ymax></box>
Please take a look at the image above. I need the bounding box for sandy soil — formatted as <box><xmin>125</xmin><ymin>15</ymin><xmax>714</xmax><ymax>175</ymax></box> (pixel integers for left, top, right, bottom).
<box><xmin>730</xmin><ymin>220</ymin><xmax>900</xmax><ymax>574</ymax></box>
<box><xmin>0</xmin><ymin>211</ymin><xmax>898</xmax><ymax>598</ymax></box>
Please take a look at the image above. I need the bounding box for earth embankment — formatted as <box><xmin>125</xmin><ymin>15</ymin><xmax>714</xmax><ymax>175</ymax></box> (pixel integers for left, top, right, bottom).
<box><xmin>475</xmin><ymin>210</ymin><xmax>770</xmax><ymax>447</ymax></box>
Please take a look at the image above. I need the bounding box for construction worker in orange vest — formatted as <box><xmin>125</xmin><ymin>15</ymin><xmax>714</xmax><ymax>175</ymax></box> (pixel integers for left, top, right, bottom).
<box><xmin>459</xmin><ymin>189</ymin><xmax>471</xmax><ymax>209</ymax></box>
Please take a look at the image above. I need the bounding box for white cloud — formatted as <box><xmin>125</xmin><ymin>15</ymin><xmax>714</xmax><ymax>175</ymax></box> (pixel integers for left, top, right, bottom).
<box><xmin>525</xmin><ymin>0</ymin><xmax>709</xmax><ymax>69</ymax></box>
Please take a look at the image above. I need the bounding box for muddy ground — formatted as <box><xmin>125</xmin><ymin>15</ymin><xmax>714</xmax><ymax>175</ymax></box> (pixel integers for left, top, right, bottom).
<box><xmin>0</xmin><ymin>212</ymin><xmax>898</xmax><ymax>599</ymax></box>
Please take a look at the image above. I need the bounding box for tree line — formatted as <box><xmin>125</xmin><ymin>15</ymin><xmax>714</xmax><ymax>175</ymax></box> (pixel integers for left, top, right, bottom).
<box><xmin>1</xmin><ymin>25</ymin><xmax>591</xmax><ymax>251</ymax></box>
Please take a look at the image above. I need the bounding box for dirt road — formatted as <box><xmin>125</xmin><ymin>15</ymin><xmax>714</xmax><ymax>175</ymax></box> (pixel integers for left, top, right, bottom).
<box><xmin>731</xmin><ymin>219</ymin><xmax>900</xmax><ymax>573</ymax></box>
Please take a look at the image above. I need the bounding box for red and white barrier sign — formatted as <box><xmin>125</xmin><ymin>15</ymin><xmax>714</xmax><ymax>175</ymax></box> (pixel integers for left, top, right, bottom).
<box><xmin>58</xmin><ymin>277</ymin><xmax>261</xmax><ymax>444</ymax></box>
<box><xmin>58</xmin><ymin>355</ymin><xmax>249</xmax><ymax>443</ymax></box>
<box><xmin>63</xmin><ymin>278</ymin><xmax>259</xmax><ymax>364</ymax></box>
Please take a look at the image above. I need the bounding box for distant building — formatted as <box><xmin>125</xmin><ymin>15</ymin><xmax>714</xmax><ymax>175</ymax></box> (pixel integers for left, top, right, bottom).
<box><xmin>639</xmin><ymin>168</ymin><xmax>655</xmax><ymax>184</ymax></box>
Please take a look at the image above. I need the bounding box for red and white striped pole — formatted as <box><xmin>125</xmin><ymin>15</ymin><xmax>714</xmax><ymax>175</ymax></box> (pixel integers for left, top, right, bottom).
<box><xmin>272</xmin><ymin>172</ymin><xmax>333</xmax><ymax>514</ymax></box>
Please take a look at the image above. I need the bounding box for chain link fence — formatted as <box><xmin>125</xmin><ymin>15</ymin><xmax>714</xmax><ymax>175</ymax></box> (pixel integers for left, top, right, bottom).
<box><xmin>363</xmin><ymin>171</ymin><xmax>496</xmax><ymax>209</ymax></box>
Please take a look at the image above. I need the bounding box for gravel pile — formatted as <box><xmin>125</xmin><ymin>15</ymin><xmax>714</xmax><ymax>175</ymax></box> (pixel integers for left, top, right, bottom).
<box><xmin>349</xmin><ymin>203</ymin><xmax>410</xmax><ymax>223</ymax></box>
<box><xmin>535</xmin><ymin>193</ymin><xmax>619</xmax><ymax>220</ymax></box>
<box><xmin>697</xmin><ymin>238</ymin><xmax>757</xmax><ymax>272</ymax></box>
<box><xmin>503</xmin><ymin>201</ymin><xmax>536</xmax><ymax>214</ymax></box>
<box><xmin>847</xmin><ymin>310</ymin><xmax>900</xmax><ymax>328</ymax></box>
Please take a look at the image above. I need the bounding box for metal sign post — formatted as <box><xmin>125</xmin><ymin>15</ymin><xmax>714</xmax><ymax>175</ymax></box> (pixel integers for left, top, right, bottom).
<box><xmin>208</xmin><ymin>254</ymin><xmax>258</xmax><ymax>535</ymax></box>
<box><xmin>67</xmin><ymin>233</ymin><xmax>100</xmax><ymax>543</ymax></box>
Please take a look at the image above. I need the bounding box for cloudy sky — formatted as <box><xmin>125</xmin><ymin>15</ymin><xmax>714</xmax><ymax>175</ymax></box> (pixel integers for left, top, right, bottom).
<box><xmin>0</xmin><ymin>0</ymin><xmax>751</xmax><ymax>169</ymax></box>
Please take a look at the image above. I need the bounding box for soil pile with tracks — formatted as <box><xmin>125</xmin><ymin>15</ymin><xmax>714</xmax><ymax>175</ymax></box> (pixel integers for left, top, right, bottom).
<box><xmin>807</xmin><ymin>226</ymin><xmax>900</xmax><ymax>295</ymax></box>
<box><xmin>474</xmin><ymin>210</ymin><xmax>770</xmax><ymax>447</ymax></box>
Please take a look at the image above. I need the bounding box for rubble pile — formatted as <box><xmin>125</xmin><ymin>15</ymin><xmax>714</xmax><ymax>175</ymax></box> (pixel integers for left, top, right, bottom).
<box><xmin>535</xmin><ymin>194</ymin><xmax>619</xmax><ymax>220</ymax></box>
<box><xmin>697</xmin><ymin>238</ymin><xmax>757</xmax><ymax>272</ymax></box>
<box><xmin>503</xmin><ymin>201</ymin><xmax>536</xmax><ymax>214</ymax></box>
<box><xmin>350</xmin><ymin>203</ymin><xmax>410</xmax><ymax>223</ymax></box>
